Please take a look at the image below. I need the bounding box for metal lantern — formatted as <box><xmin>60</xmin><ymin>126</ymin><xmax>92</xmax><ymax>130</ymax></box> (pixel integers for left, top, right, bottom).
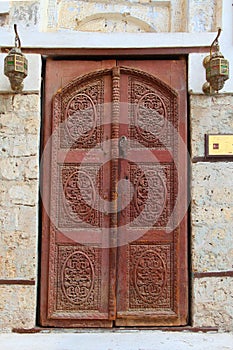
<box><xmin>202</xmin><ymin>28</ymin><xmax>229</xmax><ymax>94</ymax></box>
<box><xmin>4</xmin><ymin>24</ymin><xmax>28</xmax><ymax>92</ymax></box>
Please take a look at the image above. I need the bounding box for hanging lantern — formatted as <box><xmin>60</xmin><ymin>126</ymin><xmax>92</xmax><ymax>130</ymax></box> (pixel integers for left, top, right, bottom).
<box><xmin>4</xmin><ymin>24</ymin><xmax>28</xmax><ymax>92</ymax></box>
<box><xmin>202</xmin><ymin>28</ymin><xmax>229</xmax><ymax>94</ymax></box>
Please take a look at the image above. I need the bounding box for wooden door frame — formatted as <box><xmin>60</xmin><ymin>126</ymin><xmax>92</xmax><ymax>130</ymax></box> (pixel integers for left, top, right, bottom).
<box><xmin>38</xmin><ymin>53</ymin><xmax>190</xmax><ymax>328</ymax></box>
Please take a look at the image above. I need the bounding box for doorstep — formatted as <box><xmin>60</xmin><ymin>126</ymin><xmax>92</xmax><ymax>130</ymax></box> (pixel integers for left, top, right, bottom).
<box><xmin>0</xmin><ymin>330</ymin><xmax>233</xmax><ymax>350</ymax></box>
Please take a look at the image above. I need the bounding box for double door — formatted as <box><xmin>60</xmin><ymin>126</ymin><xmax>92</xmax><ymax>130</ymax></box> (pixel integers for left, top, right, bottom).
<box><xmin>40</xmin><ymin>58</ymin><xmax>188</xmax><ymax>327</ymax></box>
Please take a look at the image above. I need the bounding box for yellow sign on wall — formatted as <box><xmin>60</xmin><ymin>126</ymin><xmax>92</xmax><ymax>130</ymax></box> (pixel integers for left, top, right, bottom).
<box><xmin>207</xmin><ymin>135</ymin><xmax>233</xmax><ymax>156</ymax></box>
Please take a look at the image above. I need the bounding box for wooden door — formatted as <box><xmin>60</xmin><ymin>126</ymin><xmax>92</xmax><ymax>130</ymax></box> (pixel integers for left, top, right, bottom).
<box><xmin>40</xmin><ymin>58</ymin><xmax>188</xmax><ymax>327</ymax></box>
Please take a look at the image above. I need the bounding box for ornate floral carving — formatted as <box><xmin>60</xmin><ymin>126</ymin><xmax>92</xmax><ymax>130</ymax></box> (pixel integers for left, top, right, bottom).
<box><xmin>134</xmin><ymin>168</ymin><xmax>166</xmax><ymax>224</ymax></box>
<box><xmin>57</xmin><ymin>245</ymin><xmax>101</xmax><ymax>311</ymax></box>
<box><xmin>136</xmin><ymin>92</ymin><xmax>167</xmax><ymax>142</ymax></box>
<box><xmin>129</xmin><ymin>244</ymin><xmax>172</xmax><ymax>309</ymax></box>
<box><xmin>65</xmin><ymin>93</ymin><xmax>97</xmax><ymax>142</ymax></box>
<box><xmin>59</xmin><ymin>164</ymin><xmax>103</xmax><ymax>228</ymax></box>
<box><xmin>59</xmin><ymin>80</ymin><xmax>104</xmax><ymax>149</ymax></box>
<box><xmin>128</xmin><ymin>163</ymin><xmax>176</xmax><ymax>228</ymax></box>
<box><xmin>62</xmin><ymin>251</ymin><xmax>94</xmax><ymax>305</ymax></box>
<box><xmin>129</xmin><ymin>78</ymin><xmax>178</xmax><ymax>150</ymax></box>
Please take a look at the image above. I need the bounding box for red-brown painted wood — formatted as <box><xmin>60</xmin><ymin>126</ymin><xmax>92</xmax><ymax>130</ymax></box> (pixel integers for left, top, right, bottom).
<box><xmin>115</xmin><ymin>61</ymin><xmax>188</xmax><ymax>326</ymax></box>
<box><xmin>40</xmin><ymin>58</ymin><xmax>188</xmax><ymax>327</ymax></box>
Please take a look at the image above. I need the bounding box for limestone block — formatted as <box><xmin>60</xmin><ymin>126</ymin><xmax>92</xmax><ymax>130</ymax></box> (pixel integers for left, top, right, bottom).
<box><xmin>12</xmin><ymin>94</ymin><xmax>40</xmax><ymax>114</ymax></box>
<box><xmin>0</xmin><ymin>202</ymin><xmax>38</xmax><ymax>279</ymax></box>
<box><xmin>0</xmin><ymin>206</ymin><xmax>19</xmax><ymax>232</ymax></box>
<box><xmin>0</xmin><ymin>134</ymin><xmax>39</xmax><ymax>158</ymax></box>
<box><xmin>17</xmin><ymin>205</ymin><xmax>38</xmax><ymax>233</ymax></box>
<box><xmin>191</xmin><ymin>162</ymin><xmax>233</xmax><ymax>272</ymax></box>
<box><xmin>8</xmin><ymin>181</ymin><xmax>38</xmax><ymax>206</ymax></box>
<box><xmin>188</xmin><ymin>0</ymin><xmax>217</xmax><ymax>32</ymax></box>
<box><xmin>0</xmin><ymin>94</ymin><xmax>40</xmax><ymax>160</ymax></box>
<box><xmin>0</xmin><ymin>95</ymin><xmax>40</xmax><ymax>136</ymax></box>
<box><xmin>0</xmin><ymin>227</ymin><xmax>37</xmax><ymax>279</ymax></box>
<box><xmin>190</xmin><ymin>95</ymin><xmax>233</xmax><ymax>158</ymax></box>
<box><xmin>0</xmin><ymin>156</ymin><xmax>38</xmax><ymax>181</ymax></box>
<box><xmin>0</xmin><ymin>204</ymin><xmax>38</xmax><ymax>237</ymax></box>
<box><xmin>0</xmin><ymin>285</ymin><xmax>36</xmax><ymax>331</ymax></box>
<box><xmin>0</xmin><ymin>158</ymin><xmax>21</xmax><ymax>181</ymax></box>
<box><xmin>0</xmin><ymin>178</ymin><xmax>38</xmax><ymax>222</ymax></box>
<box><xmin>9</xmin><ymin>1</ymin><xmax>40</xmax><ymax>29</ymax></box>
<box><xmin>23</xmin><ymin>156</ymin><xmax>39</xmax><ymax>180</ymax></box>
<box><xmin>0</xmin><ymin>179</ymin><xmax>39</xmax><ymax>209</ymax></box>
<box><xmin>193</xmin><ymin>277</ymin><xmax>233</xmax><ymax>331</ymax></box>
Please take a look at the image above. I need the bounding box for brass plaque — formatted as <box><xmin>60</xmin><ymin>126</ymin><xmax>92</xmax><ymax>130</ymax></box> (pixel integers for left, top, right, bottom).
<box><xmin>206</xmin><ymin>134</ymin><xmax>233</xmax><ymax>157</ymax></box>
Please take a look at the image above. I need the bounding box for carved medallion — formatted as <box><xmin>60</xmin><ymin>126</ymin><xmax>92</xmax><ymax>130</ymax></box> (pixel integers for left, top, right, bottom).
<box><xmin>135</xmin><ymin>250</ymin><xmax>166</xmax><ymax>302</ymax></box>
<box><xmin>65</xmin><ymin>93</ymin><xmax>97</xmax><ymax>142</ymax></box>
<box><xmin>134</xmin><ymin>168</ymin><xmax>167</xmax><ymax>226</ymax></box>
<box><xmin>129</xmin><ymin>78</ymin><xmax>178</xmax><ymax>150</ymax></box>
<box><xmin>56</xmin><ymin>245</ymin><xmax>101</xmax><ymax>311</ymax></box>
<box><xmin>129</xmin><ymin>163</ymin><xmax>175</xmax><ymax>228</ymax></box>
<box><xmin>59</xmin><ymin>164</ymin><xmax>103</xmax><ymax>228</ymax></box>
<box><xmin>136</xmin><ymin>92</ymin><xmax>167</xmax><ymax>143</ymax></box>
<box><xmin>58</xmin><ymin>80</ymin><xmax>104</xmax><ymax>149</ymax></box>
<box><xmin>61</xmin><ymin>251</ymin><xmax>94</xmax><ymax>305</ymax></box>
<box><xmin>129</xmin><ymin>244</ymin><xmax>172</xmax><ymax>310</ymax></box>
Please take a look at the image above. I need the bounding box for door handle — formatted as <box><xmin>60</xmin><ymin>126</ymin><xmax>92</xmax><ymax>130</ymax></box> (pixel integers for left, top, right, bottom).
<box><xmin>119</xmin><ymin>135</ymin><xmax>128</xmax><ymax>158</ymax></box>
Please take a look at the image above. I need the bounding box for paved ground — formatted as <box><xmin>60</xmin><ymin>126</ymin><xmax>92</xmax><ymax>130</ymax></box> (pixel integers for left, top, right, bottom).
<box><xmin>0</xmin><ymin>331</ymin><xmax>233</xmax><ymax>350</ymax></box>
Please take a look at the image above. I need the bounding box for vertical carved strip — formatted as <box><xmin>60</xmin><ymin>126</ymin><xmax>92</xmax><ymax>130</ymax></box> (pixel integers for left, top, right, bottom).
<box><xmin>111</xmin><ymin>66</ymin><xmax>120</xmax><ymax>223</ymax></box>
<box><xmin>108</xmin><ymin>66</ymin><xmax>120</xmax><ymax>320</ymax></box>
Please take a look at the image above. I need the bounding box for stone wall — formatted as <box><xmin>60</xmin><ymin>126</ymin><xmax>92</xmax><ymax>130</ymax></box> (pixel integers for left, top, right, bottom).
<box><xmin>190</xmin><ymin>94</ymin><xmax>233</xmax><ymax>331</ymax></box>
<box><xmin>0</xmin><ymin>92</ymin><xmax>40</xmax><ymax>331</ymax></box>
<box><xmin>0</xmin><ymin>1</ymin><xmax>40</xmax><ymax>29</ymax></box>
<box><xmin>0</xmin><ymin>0</ymin><xmax>221</xmax><ymax>33</ymax></box>
<box><xmin>43</xmin><ymin>0</ymin><xmax>221</xmax><ymax>33</ymax></box>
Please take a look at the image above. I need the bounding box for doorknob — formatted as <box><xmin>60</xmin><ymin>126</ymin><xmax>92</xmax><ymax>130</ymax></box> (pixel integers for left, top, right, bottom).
<box><xmin>119</xmin><ymin>135</ymin><xmax>128</xmax><ymax>158</ymax></box>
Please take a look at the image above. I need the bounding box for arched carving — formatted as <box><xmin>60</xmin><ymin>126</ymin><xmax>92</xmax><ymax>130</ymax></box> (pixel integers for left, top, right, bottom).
<box><xmin>54</xmin><ymin>66</ymin><xmax>178</xmax><ymax>107</ymax></box>
<box><xmin>75</xmin><ymin>13</ymin><xmax>156</xmax><ymax>33</ymax></box>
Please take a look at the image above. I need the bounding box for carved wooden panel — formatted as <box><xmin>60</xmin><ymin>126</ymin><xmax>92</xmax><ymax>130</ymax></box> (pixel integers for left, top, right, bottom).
<box><xmin>58</xmin><ymin>163</ymin><xmax>103</xmax><ymax>228</ymax></box>
<box><xmin>41</xmin><ymin>59</ymin><xmax>188</xmax><ymax>328</ymax></box>
<box><xmin>56</xmin><ymin>245</ymin><xmax>101</xmax><ymax>312</ymax></box>
<box><xmin>129</xmin><ymin>243</ymin><xmax>172</xmax><ymax>310</ymax></box>
<box><xmin>129</xmin><ymin>163</ymin><xmax>177</xmax><ymax>229</ymax></box>
<box><xmin>119</xmin><ymin>162</ymin><xmax>177</xmax><ymax>229</ymax></box>
<box><xmin>128</xmin><ymin>77</ymin><xmax>178</xmax><ymax>150</ymax></box>
<box><xmin>41</xmin><ymin>62</ymin><xmax>114</xmax><ymax>327</ymax></box>
<box><xmin>115</xmin><ymin>62</ymin><xmax>187</xmax><ymax>326</ymax></box>
<box><xmin>58</xmin><ymin>79</ymin><xmax>104</xmax><ymax>149</ymax></box>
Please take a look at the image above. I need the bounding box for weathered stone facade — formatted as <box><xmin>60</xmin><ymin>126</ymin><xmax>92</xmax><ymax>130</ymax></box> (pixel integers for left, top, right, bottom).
<box><xmin>0</xmin><ymin>0</ymin><xmax>221</xmax><ymax>33</ymax></box>
<box><xmin>0</xmin><ymin>0</ymin><xmax>233</xmax><ymax>333</ymax></box>
<box><xmin>0</xmin><ymin>94</ymin><xmax>40</xmax><ymax>331</ymax></box>
<box><xmin>0</xmin><ymin>285</ymin><xmax>36</xmax><ymax>330</ymax></box>
<box><xmin>193</xmin><ymin>277</ymin><xmax>233</xmax><ymax>332</ymax></box>
<box><xmin>190</xmin><ymin>94</ymin><xmax>233</xmax><ymax>331</ymax></box>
